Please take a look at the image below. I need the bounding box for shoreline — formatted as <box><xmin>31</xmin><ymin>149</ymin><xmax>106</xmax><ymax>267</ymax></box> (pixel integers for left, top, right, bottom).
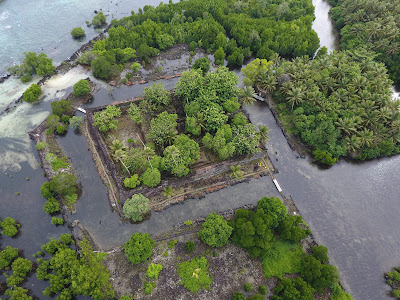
<box><xmin>0</xmin><ymin>25</ymin><xmax>110</xmax><ymax>117</ymax></box>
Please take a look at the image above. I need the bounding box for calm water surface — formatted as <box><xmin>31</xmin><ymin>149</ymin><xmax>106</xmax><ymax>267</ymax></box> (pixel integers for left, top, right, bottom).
<box><xmin>0</xmin><ymin>1</ymin><xmax>399</xmax><ymax>299</ymax></box>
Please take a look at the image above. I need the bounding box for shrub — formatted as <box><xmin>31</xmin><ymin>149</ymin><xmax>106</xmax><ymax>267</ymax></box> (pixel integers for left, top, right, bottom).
<box><xmin>0</xmin><ymin>246</ymin><xmax>19</xmax><ymax>269</ymax></box>
<box><xmin>177</xmin><ymin>256</ymin><xmax>212</xmax><ymax>292</ymax></box>
<box><xmin>141</xmin><ymin>168</ymin><xmax>161</xmax><ymax>187</ymax></box>
<box><xmin>185</xmin><ymin>240</ymin><xmax>195</xmax><ymax>253</ymax></box>
<box><xmin>73</xmin><ymin>79</ymin><xmax>91</xmax><ymax>96</ymax></box>
<box><xmin>51</xmin><ymin>99</ymin><xmax>71</xmax><ymax>116</ymax></box>
<box><xmin>56</xmin><ymin>125</ymin><xmax>67</xmax><ymax>135</ymax></box>
<box><xmin>4</xmin><ymin>286</ymin><xmax>32</xmax><ymax>299</ymax></box>
<box><xmin>144</xmin><ymin>281</ymin><xmax>156</xmax><ymax>295</ymax></box>
<box><xmin>311</xmin><ymin>245</ymin><xmax>329</xmax><ymax>264</ymax></box>
<box><xmin>51</xmin><ymin>217</ymin><xmax>64</xmax><ymax>225</ymax></box>
<box><xmin>92</xmin><ymin>11</ymin><xmax>106</xmax><ymax>27</ymax></box>
<box><xmin>214</xmin><ymin>48</ymin><xmax>225</xmax><ymax>65</ymax></box>
<box><xmin>51</xmin><ymin>172</ymin><xmax>77</xmax><ymax>196</ymax></box>
<box><xmin>244</xmin><ymin>283</ymin><xmax>253</xmax><ymax>292</ymax></box>
<box><xmin>6</xmin><ymin>257</ymin><xmax>32</xmax><ymax>286</ymax></box>
<box><xmin>258</xmin><ymin>284</ymin><xmax>267</xmax><ymax>295</ymax></box>
<box><xmin>193</xmin><ymin>57</ymin><xmax>210</xmax><ymax>75</ymax></box>
<box><xmin>0</xmin><ymin>217</ymin><xmax>20</xmax><ymax>237</ymax></box>
<box><xmin>168</xmin><ymin>239</ymin><xmax>177</xmax><ymax>249</ymax></box>
<box><xmin>61</xmin><ymin>114</ymin><xmax>70</xmax><ymax>124</ymax></box>
<box><xmin>21</xmin><ymin>75</ymin><xmax>32</xmax><ymax>83</ymax></box>
<box><xmin>122</xmin><ymin>78</ymin><xmax>127</xmax><ymax>84</ymax></box>
<box><xmin>43</xmin><ymin>198</ymin><xmax>60</xmax><ymax>214</ymax></box>
<box><xmin>232</xmin><ymin>292</ymin><xmax>245</xmax><ymax>300</ymax></box>
<box><xmin>93</xmin><ymin>105</ymin><xmax>121</xmax><ymax>132</ymax></box>
<box><xmin>232</xmin><ymin>113</ymin><xmax>248</xmax><ymax>127</ymax></box>
<box><xmin>146</xmin><ymin>263</ymin><xmax>163</xmax><ymax>279</ymax></box>
<box><xmin>124</xmin><ymin>174</ymin><xmax>140</xmax><ymax>189</ymax></box>
<box><xmin>69</xmin><ymin>116</ymin><xmax>83</xmax><ymax>130</ymax></box>
<box><xmin>123</xmin><ymin>193</ymin><xmax>149</xmax><ymax>222</ymax></box>
<box><xmin>131</xmin><ymin>62</ymin><xmax>141</xmax><ymax>73</ymax></box>
<box><xmin>143</xmin><ymin>83</ymin><xmax>170</xmax><ymax>107</ymax></box>
<box><xmin>124</xmin><ymin>233</ymin><xmax>155</xmax><ymax>264</ymax></box>
<box><xmin>300</xmin><ymin>255</ymin><xmax>339</xmax><ymax>293</ymax></box>
<box><xmin>23</xmin><ymin>84</ymin><xmax>42</xmax><ymax>103</ymax></box>
<box><xmin>77</xmin><ymin>51</ymin><xmax>97</xmax><ymax>65</ymax></box>
<box><xmin>198</xmin><ymin>212</ymin><xmax>233</xmax><ymax>248</ymax></box>
<box><xmin>71</xmin><ymin>27</ymin><xmax>85</xmax><ymax>38</ymax></box>
<box><xmin>127</xmin><ymin>103</ymin><xmax>143</xmax><ymax>124</ymax></box>
<box><xmin>91</xmin><ymin>56</ymin><xmax>118</xmax><ymax>80</ymax></box>
<box><xmin>35</xmin><ymin>141</ymin><xmax>46</xmax><ymax>150</ymax></box>
<box><xmin>274</xmin><ymin>277</ymin><xmax>314</xmax><ymax>300</ymax></box>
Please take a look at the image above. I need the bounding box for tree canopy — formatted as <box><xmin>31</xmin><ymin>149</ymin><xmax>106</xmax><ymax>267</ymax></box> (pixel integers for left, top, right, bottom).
<box><xmin>124</xmin><ymin>233</ymin><xmax>155</xmax><ymax>264</ymax></box>
<box><xmin>123</xmin><ymin>193</ymin><xmax>149</xmax><ymax>222</ymax></box>
<box><xmin>198</xmin><ymin>212</ymin><xmax>233</xmax><ymax>248</ymax></box>
<box><xmin>248</xmin><ymin>51</ymin><xmax>400</xmax><ymax>164</ymax></box>
<box><xmin>7</xmin><ymin>52</ymin><xmax>55</xmax><ymax>82</ymax></box>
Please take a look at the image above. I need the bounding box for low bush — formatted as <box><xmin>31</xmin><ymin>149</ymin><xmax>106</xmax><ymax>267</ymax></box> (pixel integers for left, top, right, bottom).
<box><xmin>51</xmin><ymin>217</ymin><xmax>64</xmax><ymax>225</ymax></box>
<box><xmin>73</xmin><ymin>79</ymin><xmax>90</xmax><ymax>96</ymax></box>
<box><xmin>185</xmin><ymin>240</ymin><xmax>195</xmax><ymax>253</ymax></box>
<box><xmin>146</xmin><ymin>263</ymin><xmax>163</xmax><ymax>279</ymax></box>
<box><xmin>71</xmin><ymin>27</ymin><xmax>85</xmax><ymax>38</ymax></box>
<box><xmin>0</xmin><ymin>217</ymin><xmax>20</xmax><ymax>237</ymax></box>
<box><xmin>35</xmin><ymin>141</ymin><xmax>46</xmax><ymax>150</ymax></box>
<box><xmin>23</xmin><ymin>84</ymin><xmax>42</xmax><ymax>103</ymax></box>
<box><xmin>177</xmin><ymin>256</ymin><xmax>212</xmax><ymax>292</ymax></box>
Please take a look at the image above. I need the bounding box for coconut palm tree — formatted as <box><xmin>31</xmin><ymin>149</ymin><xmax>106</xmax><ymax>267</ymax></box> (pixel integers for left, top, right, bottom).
<box><xmin>165</xmin><ymin>146</ymin><xmax>180</xmax><ymax>168</ymax></box>
<box><xmin>238</xmin><ymin>86</ymin><xmax>256</xmax><ymax>106</ymax></box>
<box><xmin>335</xmin><ymin>117</ymin><xmax>358</xmax><ymax>136</ymax></box>
<box><xmin>259</xmin><ymin>75</ymin><xmax>277</xmax><ymax>94</ymax></box>
<box><xmin>230</xmin><ymin>165</ymin><xmax>244</xmax><ymax>179</ymax></box>
<box><xmin>344</xmin><ymin>135</ymin><xmax>362</xmax><ymax>152</ymax></box>
<box><xmin>258</xmin><ymin>125</ymin><xmax>270</xmax><ymax>144</ymax></box>
<box><xmin>286</xmin><ymin>87</ymin><xmax>305</xmax><ymax>111</ymax></box>
<box><xmin>113</xmin><ymin>149</ymin><xmax>130</xmax><ymax>175</ymax></box>
<box><xmin>358</xmin><ymin>128</ymin><xmax>374</xmax><ymax>147</ymax></box>
<box><xmin>142</xmin><ymin>147</ymin><xmax>156</xmax><ymax>169</ymax></box>
<box><xmin>110</xmin><ymin>139</ymin><xmax>127</xmax><ymax>154</ymax></box>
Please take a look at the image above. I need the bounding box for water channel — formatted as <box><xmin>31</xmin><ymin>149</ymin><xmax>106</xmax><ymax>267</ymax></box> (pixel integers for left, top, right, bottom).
<box><xmin>1</xmin><ymin>0</ymin><xmax>399</xmax><ymax>299</ymax></box>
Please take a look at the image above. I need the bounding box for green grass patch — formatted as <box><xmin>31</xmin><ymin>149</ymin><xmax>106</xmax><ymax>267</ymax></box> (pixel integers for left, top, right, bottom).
<box><xmin>262</xmin><ymin>240</ymin><xmax>303</xmax><ymax>278</ymax></box>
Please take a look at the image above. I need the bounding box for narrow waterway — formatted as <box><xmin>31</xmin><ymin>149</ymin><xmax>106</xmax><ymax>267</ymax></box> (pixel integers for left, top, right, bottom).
<box><xmin>312</xmin><ymin>0</ymin><xmax>339</xmax><ymax>53</ymax></box>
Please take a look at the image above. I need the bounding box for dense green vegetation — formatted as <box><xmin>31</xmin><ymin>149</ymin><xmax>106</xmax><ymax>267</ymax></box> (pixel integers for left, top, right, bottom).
<box><xmin>71</xmin><ymin>27</ymin><xmax>85</xmax><ymax>38</ymax></box>
<box><xmin>0</xmin><ymin>217</ymin><xmax>20</xmax><ymax>237</ymax></box>
<box><xmin>36</xmin><ymin>234</ymin><xmax>115</xmax><ymax>299</ymax></box>
<box><xmin>23</xmin><ymin>83</ymin><xmax>42</xmax><ymax>103</ymax></box>
<box><xmin>122</xmin><ymin>193</ymin><xmax>150</xmax><ymax>222</ymax></box>
<box><xmin>329</xmin><ymin>0</ymin><xmax>400</xmax><ymax>84</ymax></box>
<box><xmin>177</xmin><ymin>256</ymin><xmax>212</xmax><ymax>293</ymax></box>
<box><xmin>124</xmin><ymin>233</ymin><xmax>155</xmax><ymax>264</ymax></box>
<box><xmin>92</xmin><ymin>11</ymin><xmax>107</xmax><ymax>28</ymax></box>
<box><xmin>198</xmin><ymin>212</ymin><xmax>233</xmax><ymax>248</ymax></box>
<box><xmin>73</xmin><ymin>79</ymin><xmax>91</xmax><ymax>96</ymax></box>
<box><xmin>385</xmin><ymin>266</ymin><xmax>400</xmax><ymax>298</ymax></box>
<box><xmin>40</xmin><ymin>172</ymin><xmax>78</xmax><ymax>215</ymax></box>
<box><xmin>78</xmin><ymin>0</ymin><xmax>319</xmax><ymax>80</ymax></box>
<box><xmin>246</xmin><ymin>52</ymin><xmax>400</xmax><ymax>165</ymax></box>
<box><xmin>96</xmin><ymin>68</ymin><xmax>265</xmax><ymax>196</ymax></box>
<box><xmin>226</xmin><ymin>196</ymin><xmax>352</xmax><ymax>298</ymax></box>
<box><xmin>7</xmin><ymin>52</ymin><xmax>55</xmax><ymax>82</ymax></box>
